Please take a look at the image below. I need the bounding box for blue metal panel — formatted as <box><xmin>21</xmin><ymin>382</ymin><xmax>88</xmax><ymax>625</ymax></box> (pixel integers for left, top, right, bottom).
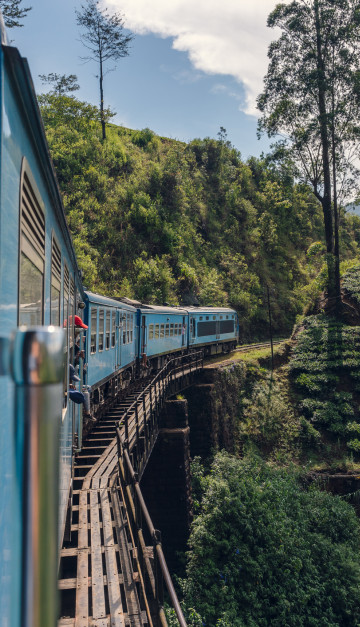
<box><xmin>84</xmin><ymin>292</ymin><xmax>137</xmax><ymax>387</ymax></box>
<box><xmin>139</xmin><ymin>307</ymin><xmax>188</xmax><ymax>358</ymax></box>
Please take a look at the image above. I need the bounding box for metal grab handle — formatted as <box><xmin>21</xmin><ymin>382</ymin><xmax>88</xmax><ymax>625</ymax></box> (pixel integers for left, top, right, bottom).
<box><xmin>11</xmin><ymin>327</ymin><xmax>65</xmax><ymax>627</ymax></box>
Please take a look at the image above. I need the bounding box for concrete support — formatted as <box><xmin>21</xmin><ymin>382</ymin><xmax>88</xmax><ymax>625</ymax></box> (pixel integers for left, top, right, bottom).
<box><xmin>140</xmin><ymin>399</ymin><xmax>192</xmax><ymax>571</ymax></box>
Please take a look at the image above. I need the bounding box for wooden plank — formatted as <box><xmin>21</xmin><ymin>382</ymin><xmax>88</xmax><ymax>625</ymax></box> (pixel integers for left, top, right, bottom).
<box><xmin>101</xmin><ymin>487</ymin><xmax>126</xmax><ymax>627</ymax></box>
<box><xmin>75</xmin><ymin>490</ymin><xmax>89</xmax><ymax>627</ymax></box>
<box><xmin>90</xmin><ymin>489</ymin><xmax>107</xmax><ymax>621</ymax></box>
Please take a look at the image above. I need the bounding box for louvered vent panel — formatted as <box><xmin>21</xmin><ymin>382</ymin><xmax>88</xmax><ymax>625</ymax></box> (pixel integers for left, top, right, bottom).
<box><xmin>64</xmin><ymin>265</ymin><xmax>69</xmax><ymax>297</ymax></box>
<box><xmin>70</xmin><ymin>279</ymin><xmax>74</xmax><ymax>298</ymax></box>
<box><xmin>21</xmin><ymin>172</ymin><xmax>45</xmax><ymax>258</ymax></box>
<box><xmin>52</xmin><ymin>238</ymin><xmax>61</xmax><ymax>282</ymax></box>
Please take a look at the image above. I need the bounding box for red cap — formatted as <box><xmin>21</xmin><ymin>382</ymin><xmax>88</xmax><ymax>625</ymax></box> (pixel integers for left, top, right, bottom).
<box><xmin>74</xmin><ymin>315</ymin><xmax>88</xmax><ymax>329</ymax></box>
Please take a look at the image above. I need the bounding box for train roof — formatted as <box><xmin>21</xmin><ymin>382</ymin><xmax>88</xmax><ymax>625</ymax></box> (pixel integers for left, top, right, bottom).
<box><xmin>138</xmin><ymin>304</ymin><xmax>188</xmax><ymax>315</ymax></box>
<box><xmin>84</xmin><ymin>291</ymin><xmax>137</xmax><ymax>311</ymax></box>
<box><xmin>182</xmin><ymin>306</ymin><xmax>236</xmax><ymax>314</ymax></box>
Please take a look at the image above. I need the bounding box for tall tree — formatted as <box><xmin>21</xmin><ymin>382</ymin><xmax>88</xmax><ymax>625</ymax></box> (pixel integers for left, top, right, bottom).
<box><xmin>258</xmin><ymin>0</ymin><xmax>360</xmax><ymax>311</ymax></box>
<box><xmin>76</xmin><ymin>0</ymin><xmax>133</xmax><ymax>140</ymax></box>
<box><xmin>0</xmin><ymin>0</ymin><xmax>31</xmax><ymax>28</ymax></box>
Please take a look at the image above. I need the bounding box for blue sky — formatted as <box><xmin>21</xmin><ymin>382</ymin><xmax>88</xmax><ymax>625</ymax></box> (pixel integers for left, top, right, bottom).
<box><xmin>11</xmin><ymin>0</ymin><xmax>281</xmax><ymax>159</ymax></box>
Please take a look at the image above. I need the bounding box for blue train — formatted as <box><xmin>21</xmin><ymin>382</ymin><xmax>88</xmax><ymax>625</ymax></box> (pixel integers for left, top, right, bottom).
<box><xmin>0</xmin><ymin>17</ymin><xmax>238</xmax><ymax>627</ymax></box>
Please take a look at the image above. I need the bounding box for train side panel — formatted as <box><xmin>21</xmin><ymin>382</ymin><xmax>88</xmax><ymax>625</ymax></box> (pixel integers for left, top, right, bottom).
<box><xmin>185</xmin><ymin>307</ymin><xmax>238</xmax><ymax>354</ymax></box>
<box><xmin>0</xmin><ymin>39</ymin><xmax>84</xmax><ymax>622</ymax></box>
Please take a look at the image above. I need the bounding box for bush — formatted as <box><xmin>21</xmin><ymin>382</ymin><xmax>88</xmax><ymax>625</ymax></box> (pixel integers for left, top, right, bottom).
<box><xmin>184</xmin><ymin>453</ymin><xmax>360</xmax><ymax>627</ymax></box>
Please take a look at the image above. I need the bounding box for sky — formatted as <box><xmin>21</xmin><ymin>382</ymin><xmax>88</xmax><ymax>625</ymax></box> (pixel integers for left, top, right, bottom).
<box><xmin>11</xmin><ymin>0</ymin><xmax>284</xmax><ymax>159</ymax></box>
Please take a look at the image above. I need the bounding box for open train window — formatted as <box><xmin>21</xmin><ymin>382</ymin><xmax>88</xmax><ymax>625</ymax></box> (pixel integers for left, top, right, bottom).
<box><xmin>165</xmin><ymin>323</ymin><xmax>169</xmax><ymax>337</ymax></box>
<box><xmin>160</xmin><ymin>323</ymin><xmax>165</xmax><ymax>338</ymax></box>
<box><xmin>155</xmin><ymin>324</ymin><xmax>159</xmax><ymax>339</ymax></box>
<box><xmin>130</xmin><ymin>315</ymin><xmax>133</xmax><ymax>342</ymax></box>
<box><xmin>170</xmin><ymin>323</ymin><xmax>174</xmax><ymax>336</ymax></box>
<box><xmin>99</xmin><ymin>309</ymin><xmax>104</xmax><ymax>351</ymax></box>
<box><xmin>127</xmin><ymin>314</ymin><xmax>130</xmax><ymax>343</ymax></box>
<box><xmin>149</xmin><ymin>324</ymin><xmax>154</xmax><ymax>339</ymax></box>
<box><xmin>19</xmin><ymin>163</ymin><xmax>45</xmax><ymax>325</ymax></box>
<box><xmin>50</xmin><ymin>233</ymin><xmax>61</xmax><ymax>326</ymax></box>
<box><xmin>111</xmin><ymin>311</ymin><xmax>116</xmax><ymax>347</ymax></box>
<box><xmin>206</xmin><ymin>316</ymin><xmax>209</xmax><ymax>320</ymax></box>
<box><xmin>91</xmin><ymin>309</ymin><xmax>97</xmax><ymax>354</ymax></box>
<box><xmin>105</xmin><ymin>311</ymin><xmax>110</xmax><ymax>349</ymax></box>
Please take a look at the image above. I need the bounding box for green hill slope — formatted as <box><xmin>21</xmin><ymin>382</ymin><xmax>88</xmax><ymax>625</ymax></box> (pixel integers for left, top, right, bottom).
<box><xmin>39</xmin><ymin>92</ymin><xmax>360</xmax><ymax>338</ymax></box>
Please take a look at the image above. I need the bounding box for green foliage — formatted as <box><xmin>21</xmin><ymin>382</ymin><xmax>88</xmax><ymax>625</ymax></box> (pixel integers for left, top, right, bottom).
<box><xmin>290</xmin><ymin>314</ymin><xmax>360</xmax><ymax>449</ymax></box>
<box><xmin>38</xmin><ymin>93</ymin><xmax>359</xmax><ymax>337</ymax></box>
<box><xmin>184</xmin><ymin>453</ymin><xmax>360</xmax><ymax>627</ymax></box>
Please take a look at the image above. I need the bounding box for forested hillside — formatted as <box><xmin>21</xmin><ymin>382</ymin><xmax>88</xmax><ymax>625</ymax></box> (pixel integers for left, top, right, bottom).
<box><xmin>39</xmin><ymin>92</ymin><xmax>360</xmax><ymax>337</ymax></box>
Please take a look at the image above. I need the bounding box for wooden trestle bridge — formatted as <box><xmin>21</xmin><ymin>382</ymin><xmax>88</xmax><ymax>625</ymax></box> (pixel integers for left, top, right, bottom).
<box><xmin>58</xmin><ymin>350</ymin><xmax>204</xmax><ymax>627</ymax></box>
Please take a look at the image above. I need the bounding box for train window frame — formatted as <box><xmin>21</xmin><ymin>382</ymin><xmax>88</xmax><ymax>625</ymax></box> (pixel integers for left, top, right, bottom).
<box><xmin>199</xmin><ymin>316</ymin><xmax>203</xmax><ymax>321</ymax></box>
<box><xmin>111</xmin><ymin>311</ymin><xmax>116</xmax><ymax>348</ymax></box>
<box><xmin>155</xmin><ymin>324</ymin><xmax>159</xmax><ymax>339</ymax></box>
<box><xmin>160</xmin><ymin>323</ymin><xmax>165</xmax><ymax>338</ymax></box>
<box><xmin>105</xmin><ymin>310</ymin><xmax>110</xmax><ymax>350</ymax></box>
<box><xmin>98</xmin><ymin>309</ymin><xmax>104</xmax><ymax>351</ymax></box>
<box><xmin>165</xmin><ymin>323</ymin><xmax>170</xmax><ymax>337</ymax></box>
<box><xmin>149</xmin><ymin>324</ymin><xmax>154</xmax><ymax>340</ymax></box>
<box><xmin>91</xmin><ymin>308</ymin><xmax>97</xmax><ymax>354</ymax></box>
<box><xmin>18</xmin><ymin>159</ymin><xmax>45</xmax><ymax>326</ymax></box>
<box><xmin>170</xmin><ymin>323</ymin><xmax>174</xmax><ymax>336</ymax></box>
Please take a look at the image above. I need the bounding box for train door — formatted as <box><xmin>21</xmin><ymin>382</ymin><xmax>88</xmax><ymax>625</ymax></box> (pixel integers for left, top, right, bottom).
<box><xmin>189</xmin><ymin>316</ymin><xmax>196</xmax><ymax>344</ymax></box>
<box><xmin>116</xmin><ymin>309</ymin><xmax>122</xmax><ymax>368</ymax></box>
<box><xmin>182</xmin><ymin>316</ymin><xmax>186</xmax><ymax>346</ymax></box>
<box><xmin>141</xmin><ymin>315</ymin><xmax>146</xmax><ymax>354</ymax></box>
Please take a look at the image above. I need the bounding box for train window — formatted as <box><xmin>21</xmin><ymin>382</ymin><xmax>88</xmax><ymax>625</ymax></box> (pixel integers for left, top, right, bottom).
<box><xmin>220</xmin><ymin>316</ymin><xmax>223</xmax><ymax>320</ymax></box>
<box><xmin>122</xmin><ymin>313</ymin><xmax>126</xmax><ymax>344</ymax></box>
<box><xmin>200</xmin><ymin>316</ymin><xmax>203</xmax><ymax>321</ymax></box>
<box><xmin>127</xmin><ymin>314</ymin><xmax>130</xmax><ymax>343</ymax></box>
<box><xmin>226</xmin><ymin>315</ymin><xmax>229</xmax><ymax>319</ymax></box>
<box><xmin>91</xmin><ymin>309</ymin><xmax>97</xmax><ymax>353</ymax></box>
<box><xmin>19</xmin><ymin>168</ymin><xmax>45</xmax><ymax>325</ymax></box>
<box><xmin>213</xmin><ymin>316</ymin><xmax>216</xmax><ymax>320</ymax></box>
<box><xmin>99</xmin><ymin>310</ymin><xmax>104</xmax><ymax>351</ymax></box>
<box><xmin>165</xmin><ymin>323</ymin><xmax>169</xmax><ymax>337</ymax></box>
<box><xmin>155</xmin><ymin>324</ymin><xmax>159</xmax><ymax>339</ymax></box>
<box><xmin>160</xmin><ymin>323</ymin><xmax>165</xmax><ymax>338</ymax></box>
<box><xmin>50</xmin><ymin>234</ymin><xmax>61</xmax><ymax>326</ymax></box>
<box><xmin>170</xmin><ymin>323</ymin><xmax>174</xmax><ymax>336</ymax></box>
<box><xmin>106</xmin><ymin>311</ymin><xmax>110</xmax><ymax>349</ymax></box>
<box><xmin>149</xmin><ymin>324</ymin><xmax>154</xmax><ymax>340</ymax></box>
<box><xmin>206</xmin><ymin>316</ymin><xmax>209</xmax><ymax>320</ymax></box>
<box><xmin>111</xmin><ymin>311</ymin><xmax>116</xmax><ymax>347</ymax></box>
<box><xmin>130</xmin><ymin>315</ymin><xmax>133</xmax><ymax>342</ymax></box>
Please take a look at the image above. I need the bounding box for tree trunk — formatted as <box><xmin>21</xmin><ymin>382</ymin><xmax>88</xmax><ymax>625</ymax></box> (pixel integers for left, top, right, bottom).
<box><xmin>99</xmin><ymin>54</ymin><xmax>106</xmax><ymax>141</ymax></box>
<box><xmin>314</xmin><ymin>0</ymin><xmax>338</xmax><ymax>302</ymax></box>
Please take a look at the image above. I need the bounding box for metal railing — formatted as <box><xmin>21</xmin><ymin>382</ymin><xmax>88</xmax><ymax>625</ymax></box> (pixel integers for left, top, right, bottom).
<box><xmin>115</xmin><ymin>349</ymin><xmax>204</xmax><ymax>627</ymax></box>
<box><xmin>120</xmin><ymin>350</ymin><xmax>204</xmax><ymax>478</ymax></box>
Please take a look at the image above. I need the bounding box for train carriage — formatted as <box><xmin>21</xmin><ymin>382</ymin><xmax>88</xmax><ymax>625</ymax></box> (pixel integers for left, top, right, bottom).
<box><xmin>84</xmin><ymin>291</ymin><xmax>137</xmax><ymax>412</ymax></box>
<box><xmin>0</xmin><ymin>21</ymin><xmax>86</xmax><ymax>625</ymax></box>
<box><xmin>184</xmin><ymin>306</ymin><xmax>239</xmax><ymax>355</ymax></box>
<box><xmin>138</xmin><ymin>305</ymin><xmax>188</xmax><ymax>370</ymax></box>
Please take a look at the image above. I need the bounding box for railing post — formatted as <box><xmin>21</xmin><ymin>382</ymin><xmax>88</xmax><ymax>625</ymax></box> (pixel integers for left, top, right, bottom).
<box><xmin>153</xmin><ymin>530</ymin><xmax>164</xmax><ymax>610</ymax></box>
<box><xmin>11</xmin><ymin>327</ymin><xmax>64</xmax><ymax>627</ymax></box>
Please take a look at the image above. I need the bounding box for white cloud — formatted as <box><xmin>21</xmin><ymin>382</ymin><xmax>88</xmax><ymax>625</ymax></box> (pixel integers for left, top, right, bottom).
<box><xmin>104</xmin><ymin>0</ymin><xmax>283</xmax><ymax>116</ymax></box>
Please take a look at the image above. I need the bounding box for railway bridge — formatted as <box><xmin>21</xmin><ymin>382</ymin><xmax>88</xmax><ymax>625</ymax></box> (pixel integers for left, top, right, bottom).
<box><xmin>58</xmin><ymin>350</ymin><xmax>204</xmax><ymax>627</ymax></box>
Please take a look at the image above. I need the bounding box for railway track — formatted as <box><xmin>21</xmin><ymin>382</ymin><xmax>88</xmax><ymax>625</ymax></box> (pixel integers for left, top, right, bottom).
<box><xmin>235</xmin><ymin>339</ymin><xmax>284</xmax><ymax>352</ymax></box>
